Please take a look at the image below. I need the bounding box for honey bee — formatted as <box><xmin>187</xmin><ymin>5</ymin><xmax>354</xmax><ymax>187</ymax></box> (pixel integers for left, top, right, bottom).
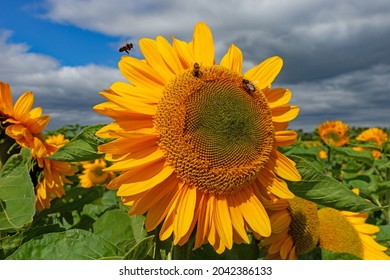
<box><xmin>119</xmin><ymin>43</ymin><xmax>133</xmax><ymax>54</ymax></box>
<box><xmin>193</xmin><ymin>62</ymin><xmax>200</xmax><ymax>78</ymax></box>
<box><xmin>242</xmin><ymin>79</ymin><xmax>256</xmax><ymax>94</ymax></box>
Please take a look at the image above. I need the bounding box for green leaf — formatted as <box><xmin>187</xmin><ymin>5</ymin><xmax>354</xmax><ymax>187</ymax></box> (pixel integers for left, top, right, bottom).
<box><xmin>48</xmin><ymin>124</ymin><xmax>110</xmax><ymax>162</ymax></box>
<box><xmin>38</xmin><ymin>186</ymin><xmax>104</xmax><ymax>216</ymax></box>
<box><xmin>93</xmin><ymin>209</ymin><xmax>147</xmax><ymax>246</ymax></box>
<box><xmin>321</xmin><ymin>248</ymin><xmax>361</xmax><ymax>260</ymax></box>
<box><xmin>6</xmin><ymin>229</ymin><xmax>122</xmax><ymax>260</ymax></box>
<box><xmin>287</xmin><ymin>156</ymin><xmax>378</xmax><ymax>212</ymax></box>
<box><xmin>0</xmin><ymin>152</ymin><xmax>35</xmax><ymax>230</ymax></box>
<box><xmin>376</xmin><ymin>225</ymin><xmax>390</xmax><ymax>242</ymax></box>
<box><xmin>123</xmin><ymin>235</ymin><xmax>155</xmax><ymax>260</ymax></box>
<box><xmin>329</xmin><ymin>145</ymin><xmax>374</xmax><ymax>165</ymax></box>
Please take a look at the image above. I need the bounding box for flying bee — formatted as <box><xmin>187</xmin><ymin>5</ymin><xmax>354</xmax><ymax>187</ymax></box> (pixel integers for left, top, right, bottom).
<box><xmin>242</xmin><ymin>79</ymin><xmax>256</xmax><ymax>94</ymax></box>
<box><xmin>193</xmin><ymin>62</ymin><xmax>200</xmax><ymax>78</ymax></box>
<box><xmin>119</xmin><ymin>43</ymin><xmax>133</xmax><ymax>54</ymax></box>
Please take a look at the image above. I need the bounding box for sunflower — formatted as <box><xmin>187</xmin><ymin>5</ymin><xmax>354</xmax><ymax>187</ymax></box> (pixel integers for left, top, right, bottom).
<box><xmin>318</xmin><ymin>208</ymin><xmax>390</xmax><ymax>259</ymax></box>
<box><xmin>261</xmin><ymin>196</ymin><xmax>319</xmax><ymax>259</ymax></box>
<box><xmin>318</xmin><ymin>120</ymin><xmax>349</xmax><ymax>147</ymax></box>
<box><xmin>78</xmin><ymin>158</ymin><xmax>114</xmax><ymax>188</ymax></box>
<box><xmin>94</xmin><ymin>22</ymin><xmax>301</xmax><ymax>253</ymax></box>
<box><xmin>34</xmin><ymin>134</ymin><xmax>78</xmax><ymax>210</ymax></box>
<box><xmin>353</xmin><ymin>128</ymin><xmax>388</xmax><ymax>159</ymax></box>
<box><xmin>0</xmin><ymin>81</ymin><xmax>50</xmax><ymax>158</ymax></box>
<box><xmin>261</xmin><ymin>195</ymin><xmax>390</xmax><ymax>260</ymax></box>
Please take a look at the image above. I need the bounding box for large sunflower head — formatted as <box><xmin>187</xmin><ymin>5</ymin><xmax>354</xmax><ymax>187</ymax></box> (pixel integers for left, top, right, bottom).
<box><xmin>318</xmin><ymin>120</ymin><xmax>349</xmax><ymax>147</ymax></box>
<box><xmin>318</xmin><ymin>208</ymin><xmax>390</xmax><ymax>260</ymax></box>
<box><xmin>94</xmin><ymin>22</ymin><xmax>301</xmax><ymax>253</ymax></box>
<box><xmin>0</xmin><ymin>81</ymin><xmax>50</xmax><ymax>160</ymax></box>
<box><xmin>34</xmin><ymin>134</ymin><xmax>78</xmax><ymax>210</ymax></box>
<box><xmin>261</xmin><ymin>194</ymin><xmax>390</xmax><ymax>260</ymax></box>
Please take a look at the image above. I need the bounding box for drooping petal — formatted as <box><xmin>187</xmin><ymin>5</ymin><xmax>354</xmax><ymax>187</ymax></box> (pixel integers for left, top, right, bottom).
<box><xmin>275</xmin><ymin>130</ymin><xmax>298</xmax><ymax>146</ymax></box>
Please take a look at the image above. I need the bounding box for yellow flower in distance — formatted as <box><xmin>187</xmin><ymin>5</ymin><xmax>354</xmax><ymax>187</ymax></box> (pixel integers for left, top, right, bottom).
<box><xmin>94</xmin><ymin>22</ymin><xmax>301</xmax><ymax>253</ymax></box>
<box><xmin>318</xmin><ymin>120</ymin><xmax>349</xmax><ymax>147</ymax></box>
<box><xmin>354</xmin><ymin>128</ymin><xmax>388</xmax><ymax>159</ymax></box>
<box><xmin>34</xmin><ymin>134</ymin><xmax>78</xmax><ymax>210</ymax></box>
<box><xmin>0</xmin><ymin>81</ymin><xmax>50</xmax><ymax>157</ymax></box>
<box><xmin>79</xmin><ymin>158</ymin><xmax>114</xmax><ymax>188</ymax></box>
<box><xmin>318</xmin><ymin>150</ymin><xmax>328</xmax><ymax>159</ymax></box>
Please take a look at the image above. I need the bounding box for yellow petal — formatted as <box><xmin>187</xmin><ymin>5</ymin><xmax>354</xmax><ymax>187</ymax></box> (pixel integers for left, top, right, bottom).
<box><xmin>111</xmin><ymin>81</ymin><xmax>160</xmax><ymax>103</ymax></box>
<box><xmin>227</xmin><ymin>195</ymin><xmax>250</xmax><ymax>244</ymax></box>
<box><xmin>272</xmin><ymin>105</ymin><xmax>299</xmax><ymax>122</ymax></box>
<box><xmin>174</xmin><ymin>185</ymin><xmax>197</xmax><ymax>242</ymax></box>
<box><xmin>13</xmin><ymin>91</ymin><xmax>34</xmax><ymax>120</ymax></box>
<box><xmin>117</xmin><ymin>163</ymin><xmax>174</xmax><ymax>196</ymax></box>
<box><xmin>156</xmin><ymin>36</ymin><xmax>184</xmax><ymax>74</ymax></box>
<box><xmin>144</xmin><ymin>181</ymin><xmax>179</xmax><ymax>231</ymax></box>
<box><xmin>159</xmin><ymin>210</ymin><xmax>174</xmax><ymax>241</ymax></box>
<box><xmin>271</xmin><ymin>150</ymin><xmax>301</xmax><ymax>182</ymax></box>
<box><xmin>237</xmin><ymin>187</ymin><xmax>271</xmax><ymax>237</ymax></box>
<box><xmin>280</xmin><ymin>236</ymin><xmax>294</xmax><ymax>259</ymax></box>
<box><xmin>264</xmin><ymin>88</ymin><xmax>292</xmax><ymax>108</ymax></box>
<box><xmin>220</xmin><ymin>44</ymin><xmax>243</xmax><ymax>74</ymax></box>
<box><xmin>139</xmin><ymin>38</ymin><xmax>176</xmax><ymax>82</ymax></box>
<box><xmin>194</xmin><ymin>193</ymin><xmax>208</xmax><ymax>249</ymax></box>
<box><xmin>354</xmin><ymin>224</ymin><xmax>380</xmax><ymax>235</ymax></box>
<box><xmin>119</xmin><ymin>56</ymin><xmax>166</xmax><ymax>88</ymax></box>
<box><xmin>214</xmin><ymin>195</ymin><xmax>233</xmax><ymax>249</ymax></box>
<box><xmin>244</xmin><ymin>56</ymin><xmax>283</xmax><ymax>90</ymax></box>
<box><xmin>269</xmin><ymin>210</ymin><xmax>291</xmax><ymax>233</ymax></box>
<box><xmin>131</xmin><ymin>173</ymin><xmax>178</xmax><ymax>215</ymax></box>
<box><xmin>275</xmin><ymin>130</ymin><xmax>298</xmax><ymax>146</ymax></box>
<box><xmin>100</xmin><ymin>92</ymin><xmax>157</xmax><ymax>115</ymax></box>
<box><xmin>106</xmin><ymin>147</ymin><xmax>163</xmax><ymax>172</ymax></box>
<box><xmin>172</xmin><ymin>36</ymin><xmax>194</xmax><ymax>69</ymax></box>
<box><xmin>99</xmin><ymin>134</ymin><xmax>157</xmax><ymax>156</ymax></box>
<box><xmin>257</xmin><ymin>169</ymin><xmax>295</xmax><ymax>199</ymax></box>
<box><xmin>0</xmin><ymin>82</ymin><xmax>14</xmax><ymax>116</ymax></box>
<box><xmin>192</xmin><ymin>22</ymin><xmax>214</xmax><ymax>66</ymax></box>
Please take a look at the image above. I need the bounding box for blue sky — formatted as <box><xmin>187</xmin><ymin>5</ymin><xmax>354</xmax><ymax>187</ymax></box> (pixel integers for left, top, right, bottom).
<box><xmin>1</xmin><ymin>0</ymin><xmax>390</xmax><ymax>131</ymax></box>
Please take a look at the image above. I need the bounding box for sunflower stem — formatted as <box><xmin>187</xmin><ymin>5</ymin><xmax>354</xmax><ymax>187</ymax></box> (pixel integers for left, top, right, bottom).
<box><xmin>173</xmin><ymin>243</ymin><xmax>190</xmax><ymax>260</ymax></box>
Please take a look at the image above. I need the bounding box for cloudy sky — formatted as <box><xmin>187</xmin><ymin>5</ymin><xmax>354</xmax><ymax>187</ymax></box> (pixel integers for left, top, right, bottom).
<box><xmin>1</xmin><ymin>0</ymin><xmax>389</xmax><ymax>131</ymax></box>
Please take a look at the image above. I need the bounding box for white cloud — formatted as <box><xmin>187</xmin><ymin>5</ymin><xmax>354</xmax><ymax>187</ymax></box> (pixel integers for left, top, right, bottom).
<box><xmin>0</xmin><ymin>30</ymin><xmax>124</xmax><ymax>130</ymax></box>
<box><xmin>41</xmin><ymin>0</ymin><xmax>390</xmax><ymax>82</ymax></box>
<box><xmin>2</xmin><ymin>0</ymin><xmax>390</xmax><ymax>131</ymax></box>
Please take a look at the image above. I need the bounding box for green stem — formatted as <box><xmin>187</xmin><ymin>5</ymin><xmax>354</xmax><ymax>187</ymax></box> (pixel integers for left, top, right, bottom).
<box><xmin>173</xmin><ymin>243</ymin><xmax>190</xmax><ymax>260</ymax></box>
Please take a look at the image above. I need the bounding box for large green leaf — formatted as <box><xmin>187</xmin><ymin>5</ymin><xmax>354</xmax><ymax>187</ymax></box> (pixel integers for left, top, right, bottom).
<box><xmin>6</xmin><ymin>229</ymin><xmax>122</xmax><ymax>260</ymax></box>
<box><xmin>287</xmin><ymin>156</ymin><xmax>378</xmax><ymax>212</ymax></box>
<box><xmin>123</xmin><ymin>235</ymin><xmax>155</xmax><ymax>260</ymax></box>
<box><xmin>48</xmin><ymin>124</ymin><xmax>110</xmax><ymax>162</ymax></box>
<box><xmin>376</xmin><ymin>225</ymin><xmax>390</xmax><ymax>242</ymax></box>
<box><xmin>329</xmin><ymin>145</ymin><xmax>374</xmax><ymax>165</ymax></box>
<box><xmin>0</xmin><ymin>151</ymin><xmax>35</xmax><ymax>230</ymax></box>
<box><xmin>93</xmin><ymin>209</ymin><xmax>147</xmax><ymax>246</ymax></box>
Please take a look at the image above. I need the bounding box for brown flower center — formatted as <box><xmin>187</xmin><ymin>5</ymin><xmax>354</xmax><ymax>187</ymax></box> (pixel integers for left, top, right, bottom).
<box><xmin>155</xmin><ymin>65</ymin><xmax>274</xmax><ymax>195</ymax></box>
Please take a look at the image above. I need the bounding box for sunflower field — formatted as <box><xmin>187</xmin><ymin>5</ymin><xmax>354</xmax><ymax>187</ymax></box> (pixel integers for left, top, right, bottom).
<box><xmin>1</xmin><ymin>22</ymin><xmax>390</xmax><ymax>260</ymax></box>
